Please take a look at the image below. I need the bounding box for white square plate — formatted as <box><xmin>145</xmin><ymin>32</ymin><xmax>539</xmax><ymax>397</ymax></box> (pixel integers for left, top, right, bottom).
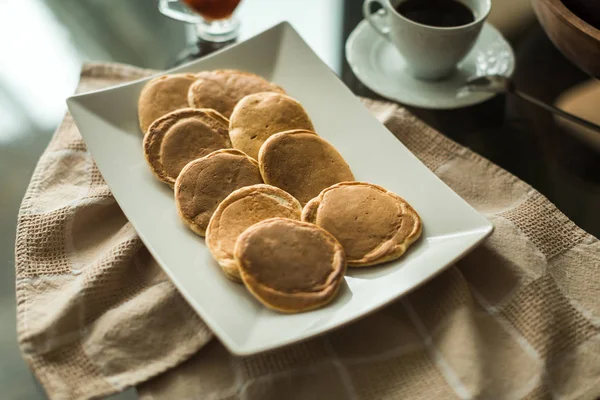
<box><xmin>67</xmin><ymin>22</ymin><xmax>492</xmax><ymax>355</ymax></box>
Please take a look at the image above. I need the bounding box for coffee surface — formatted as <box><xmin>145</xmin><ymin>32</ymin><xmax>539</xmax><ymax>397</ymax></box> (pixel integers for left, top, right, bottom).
<box><xmin>396</xmin><ymin>0</ymin><xmax>475</xmax><ymax>27</ymax></box>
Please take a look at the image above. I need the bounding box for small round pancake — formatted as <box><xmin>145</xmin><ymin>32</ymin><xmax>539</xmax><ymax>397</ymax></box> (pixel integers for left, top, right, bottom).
<box><xmin>188</xmin><ymin>69</ymin><xmax>285</xmax><ymax>118</ymax></box>
<box><xmin>302</xmin><ymin>182</ymin><xmax>422</xmax><ymax>267</ymax></box>
<box><xmin>206</xmin><ymin>184</ymin><xmax>302</xmax><ymax>282</ymax></box>
<box><xmin>234</xmin><ymin>218</ymin><xmax>346</xmax><ymax>313</ymax></box>
<box><xmin>229</xmin><ymin>92</ymin><xmax>315</xmax><ymax>159</ymax></box>
<box><xmin>138</xmin><ymin>73</ymin><xmax>197</xmax><ymax>134</ymax></box>
<box><xmin>174</xmin><ymin>149</ymin><xmax>263</xmax><ymax>236</ymax></box>
<box><xmin>258</xmin><ymin>131</ymin><xmax>354</xmax><ymax>205</ymax></box>
<box><xmin>143</xmin><ymin>108</ymin><xmax>231</xmax><ymax>187</ymax></box>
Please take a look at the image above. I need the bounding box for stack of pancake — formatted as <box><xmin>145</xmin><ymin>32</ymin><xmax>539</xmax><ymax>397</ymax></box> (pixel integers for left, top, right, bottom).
<box><xmin>138</xmin><ymin>69</ymin><xmax>422</xmax><ymax>313</ymax></box>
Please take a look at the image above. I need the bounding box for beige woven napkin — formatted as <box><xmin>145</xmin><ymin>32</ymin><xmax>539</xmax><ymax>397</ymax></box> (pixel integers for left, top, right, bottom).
<box><xmin>16</xmin><ymin>63</ymin><xmax>600</xmax><ymax>400</ymax></box>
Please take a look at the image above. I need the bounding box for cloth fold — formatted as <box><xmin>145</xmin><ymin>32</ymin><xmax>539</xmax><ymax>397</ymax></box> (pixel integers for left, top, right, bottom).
<box><xmin>15</xmin><ymin>63</ymin><xmax>600</xmax><ymax>400</ymax></box>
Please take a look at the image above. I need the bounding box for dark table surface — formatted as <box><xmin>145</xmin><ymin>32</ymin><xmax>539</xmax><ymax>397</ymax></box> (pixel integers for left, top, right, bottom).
<box><xmin>1</xmin><ymin>1</ymin><xmax>598</xmax><ymax>398</ymax></box>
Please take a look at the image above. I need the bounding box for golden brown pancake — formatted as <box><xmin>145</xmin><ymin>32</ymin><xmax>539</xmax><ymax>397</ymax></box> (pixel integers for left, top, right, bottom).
<box><xmin>174</xmin><ymin>149</ymin><xmax>263</xmax><ymax>236</ymax></box>
<box><xmin>206</xmin><ymin>184</ymin><xmax>302</xmax><ymax>282</ymax></box>
<box><xmin>143</xmin><ymin>108</ymin><xmax>231</xmax><ymax>187</ymax></box>
<box><xmin>258</xmin><ymin>130</ymin><xmax>354</xmax><ymax>205</ymax></box>
<box><xmin>187</xmin><ymin>69</ymin><xmax>285</xmax><ymax>118</ymax></box>
<box><xmin>138</xmin><ymin>73</ymin><xmax>197</xmax><ymax>134</ymax></box>
<box><xmin>229</xmin><ymin>92</ymin><xmax>315</xmax><ymax>159</ymax></box>
<box><xmin>302</xmin><ymin>182</ymin><xmax>422</xmax><ymax>267</ymax></box>
<box><xmin>234</xmin><ymin>218</ymin><xmax>346</xmax><ymax>313</ymax></box>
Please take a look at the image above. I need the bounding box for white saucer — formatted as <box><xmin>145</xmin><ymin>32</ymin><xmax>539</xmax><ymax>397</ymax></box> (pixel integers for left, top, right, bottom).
<box><xmin>346</xmin><ymin>20</ymin><xmax>515</xmax><ymax>109</ymax></box>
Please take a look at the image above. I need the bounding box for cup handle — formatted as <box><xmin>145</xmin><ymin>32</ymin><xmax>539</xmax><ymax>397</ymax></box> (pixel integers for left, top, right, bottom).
<box><xmin>362</xmin><ymin>0</ymin><xmax>391</xmax><ymax>40</ymax></box>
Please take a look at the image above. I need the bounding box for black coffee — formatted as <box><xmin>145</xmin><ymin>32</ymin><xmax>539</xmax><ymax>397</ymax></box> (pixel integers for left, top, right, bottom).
<box><xmin>396</xmin><ymin>0</ymin><xmax>475</xmax><ymax>27</ymax></box>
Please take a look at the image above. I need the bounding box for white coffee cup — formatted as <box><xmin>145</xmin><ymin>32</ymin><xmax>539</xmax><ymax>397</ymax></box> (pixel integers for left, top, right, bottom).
<box><xmin>363</xmin><ymin>0</ymin><xmax>491</xmax><ymax>80</ymax></box>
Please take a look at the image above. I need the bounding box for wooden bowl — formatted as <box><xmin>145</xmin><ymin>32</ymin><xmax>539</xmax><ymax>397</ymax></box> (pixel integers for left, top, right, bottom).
<box><xmin>533</xmin><ymin>0</ymin><xmax>600</xmax><ymax>77</ymax></box>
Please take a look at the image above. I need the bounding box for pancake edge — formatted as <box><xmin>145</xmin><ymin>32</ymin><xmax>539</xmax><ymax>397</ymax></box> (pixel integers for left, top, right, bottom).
<box><xmin>302</xmin><ymin>181</ymin><xmax>422</xmax><ymax>267</ymax></box>
<box><xmin>138</xmin><ymin>73</ymin><xmax>197</xmax><ymax>133</ymax></box>
<box><xmin>143</xmin><ymin>107</ymin><xmax>231</xmax><ymax>187</ymax></box>
<box><xmin>187</xmin><ymin>70</ymin><xmax>286</xmax><ymax>110</ymax></box>
<box><xmin>234</xmin><ymin>218</ymin><xmax>347</xmax><ymax>313</ymax></box>
<box><xmin>173</xmin><ymin>149</ymin><xmax>259</xmax><ymax>237</ymax></box>
<box><xmin>257</xmin><ymin>130</ymin><xmax>355</xmax><ymax>205</ymax></box>
<box><xmin>205</xmin><ymin>184</ymin><xmax>302</xmax><ymax>282</ymax></box>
